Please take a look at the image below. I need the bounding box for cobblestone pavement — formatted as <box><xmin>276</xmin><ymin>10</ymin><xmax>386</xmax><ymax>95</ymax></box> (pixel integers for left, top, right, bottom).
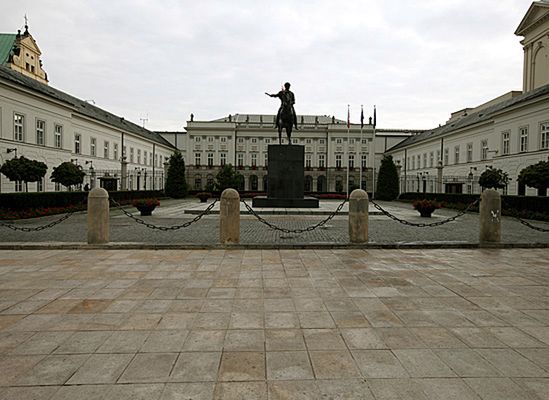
<box><xmin>1</xmin><ymin>200</ymin><xmax>548</xmax><ymax>245</ymax></box>
<box><xmin>0</xmin><ymin>248</ymin><xmax>548</xmax><ymax>399</ymax></box>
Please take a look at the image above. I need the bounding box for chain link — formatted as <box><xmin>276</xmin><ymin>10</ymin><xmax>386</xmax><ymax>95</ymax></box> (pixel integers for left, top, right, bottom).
<box><xmin>110</xmin><ymin>198</ymin><xmax>218</xmax><ymax>231</ymax></box>
<box><xmin>0</xmin><ymin>212</ymin><xmax>74</xmax><ymax>232</ymax></box>
<box><xmin>370</xmin><ymin>199</ymin><xmax>479</xmax><ymax>227</ymax></box>
<box><xmin>500</xmin><ymin>200</ymin><xmax>549</xmax><ymax>232</ymax></box>
<box><xmin>241</xmin><ymin>198</ymin><xmax>347</xmax><ymax>234</ymax></box>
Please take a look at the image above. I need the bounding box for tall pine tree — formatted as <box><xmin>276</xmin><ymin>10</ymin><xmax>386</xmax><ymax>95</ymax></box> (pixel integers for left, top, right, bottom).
<box><xmin>165</xmin><ymin>151</ymin><xmax>188</xmax><ymax>198</ymax></box>
<box><xmin>376</xmin><ymin>155</ymin><xmax>399</xmax><ymax>200</ymax></box>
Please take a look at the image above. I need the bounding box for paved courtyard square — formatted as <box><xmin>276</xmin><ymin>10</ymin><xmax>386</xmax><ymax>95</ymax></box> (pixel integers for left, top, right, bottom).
<box><xmin>0</xmin><ymin>248</ymin><xmax>548</xmax><ymax>399</ymax></box>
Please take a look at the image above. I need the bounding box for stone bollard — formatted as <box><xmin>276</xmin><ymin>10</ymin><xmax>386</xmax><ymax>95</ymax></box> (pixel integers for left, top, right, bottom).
<box><xmin>348</xmin><ymin>189</ymin><xmax>369</xmax><ymax>243</ymax></box>
<box><xmin>87</xmin><ymin>188</ymin><xmax>109</xmax><ymax>244</ymax></box>
<box><xmin>479</xmin><ymin>189</ymin><xmax>501</xmax><ymax>245</ymax></box>
<box><xmin>220</xmin><ymin>188</ymin><xmax>240</xmax><ymax>244</ymax></box>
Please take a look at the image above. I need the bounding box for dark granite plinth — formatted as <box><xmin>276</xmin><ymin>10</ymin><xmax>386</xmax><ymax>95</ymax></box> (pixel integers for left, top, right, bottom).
<box><xmin>267</xmin><ymin>145</ymin><xmax>304</xmax><ymax>199</ymax></box>
<box><xmin>252</xmin><ymin>196</ymin><xmax>319</xmax><ymax>208</ymax></box>
<box><xmin>252</xmin><ymin>145</ymin><xmax>319</xmax><ymax>208</ymax></box>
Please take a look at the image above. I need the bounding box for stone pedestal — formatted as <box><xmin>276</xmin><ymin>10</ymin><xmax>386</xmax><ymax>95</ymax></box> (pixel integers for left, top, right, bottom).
<box><xmin>252</xmin><ymin>145</ymin><xmax>319</xmax><ymax>208</ymax></box>
<box><xmin>87</xmin><ymin>188</ymin><xmax>109</xmax><ymax>244</ymax></box>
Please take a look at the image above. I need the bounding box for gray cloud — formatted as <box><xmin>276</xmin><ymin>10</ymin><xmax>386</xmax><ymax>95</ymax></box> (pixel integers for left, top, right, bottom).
<box><xmin>0</xmin><ymin>0</ymin><xmax>530</xmax><ymax>130</ymax></box>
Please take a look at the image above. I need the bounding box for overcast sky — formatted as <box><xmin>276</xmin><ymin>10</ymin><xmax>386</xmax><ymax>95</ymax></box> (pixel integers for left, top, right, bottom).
<box><xmin>1</xmin><ymin>0</ymin><xmax>533</xmax><ymax>131</ymax></box>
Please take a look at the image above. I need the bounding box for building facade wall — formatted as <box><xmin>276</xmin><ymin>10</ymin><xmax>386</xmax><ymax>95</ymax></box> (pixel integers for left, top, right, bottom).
<box><xmin>0</xmin><ymin>81</ymin><xmax>174</xmax><ymax>193</ymax></box>
<box><xmin>387</xmin><ymin>95</ymin><xmax>549</xmax><ymax>196</ymax></box>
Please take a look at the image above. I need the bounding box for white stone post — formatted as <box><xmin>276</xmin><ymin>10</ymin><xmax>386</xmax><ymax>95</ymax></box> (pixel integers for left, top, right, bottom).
<box><xmin>87</xmin><ymin>188</ymin><xmax>109</xmax><ymax>244</ymax></box>
<box><xmin>348</xmin><ymin>189</ymin><xmax>369</xmax><ymax>243</ymax></box>
<box><xmin>220</xmin><ymin>188</ymin><xmax>240</xmax><ymax>244</ymax></box>
<box><xmin>479</xmin><ymin>189</ymin><xmax>501</xmax><ymax>245</ymax></box>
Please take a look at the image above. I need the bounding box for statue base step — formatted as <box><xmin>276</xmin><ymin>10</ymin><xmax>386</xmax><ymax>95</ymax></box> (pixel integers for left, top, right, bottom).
<box><xmin>252</xmin><ymin>196</ymin><xmax>319</xmax><ymax>208</ymax></box>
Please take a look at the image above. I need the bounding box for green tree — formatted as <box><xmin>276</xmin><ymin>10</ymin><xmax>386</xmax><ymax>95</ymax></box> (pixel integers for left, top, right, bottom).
<box><xmin>375</xmin><ymin>155</ymin><xmax>399</xmax><ymax>200</ymax></box>
<box><xmin>50</xmin><ymin>161</ymin><xmax>85</xmax><ymax>190</ymax></box>
<box><xmin>518</xmin><ymin>161</ymin><xmax>549</xmax><ymax>195</ymax></box>
<box><xmin>478</xmin><ymin>168</ymin><xmax>509</xmax><ymax>190</ymax></box>
<box><xmin>215</xmin><ymin>164</ymin><xmax>243</xmax><ymax>192</ymax></box>
<box><xmin>164</xmin><ymin>151</ymin><xmax>188</xmax><ymax>198</ymax></box>
<box><xmin>0</xmin><ymin>156</ymin><xmax>47</xmax><ymax>192</ymax></box>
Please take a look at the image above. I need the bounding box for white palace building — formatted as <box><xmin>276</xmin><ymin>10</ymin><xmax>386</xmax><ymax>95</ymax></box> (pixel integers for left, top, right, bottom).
<box><xmin>385</xmin><ymin>1</ymin><xmax>549</xmax><ymax>196</ymax></box>
<box><xmin>0</xmin><ymin>24</ymin><xmax>175</xmax><ymax>193</ymax></box>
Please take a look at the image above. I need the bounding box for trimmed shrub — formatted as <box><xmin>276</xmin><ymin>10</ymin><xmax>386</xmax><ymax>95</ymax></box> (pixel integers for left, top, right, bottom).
<box><xmin>376</xmin><ymin>155</ymin><xmax>399</xmax><ymax>200</ymax></box>
<box><xmin>165</xmin><ymin>151</ymin><xmax>188</xmax><ymax>198</ymax></box>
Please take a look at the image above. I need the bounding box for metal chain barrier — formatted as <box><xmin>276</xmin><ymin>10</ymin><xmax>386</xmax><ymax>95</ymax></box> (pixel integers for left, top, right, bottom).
<box><xmin>110</xmin><ymin>198</ymin><xmax>218</xmax><ymax>231</ymax></box>
<box><xmin>501</xmin><ymin>200</ymin><xmax>549</xmax><ymax>232</ymax></box>
<box><xmin>0</xmin><ymin>211</ymin><xmax>75</xmax><ymax>232</ymax></box>
<box><xmin>370</xmin><ymin>199</ymin><xmax>479</xmax><ymax>227</ymax></box>
<box><xmin>241</xmin><ymin>198</ymin><xmax>347</xmax><ymax>234</ymax></box>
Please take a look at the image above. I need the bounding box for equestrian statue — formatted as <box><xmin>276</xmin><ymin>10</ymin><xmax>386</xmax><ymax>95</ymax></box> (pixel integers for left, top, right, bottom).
<box><xmin>265</xmin><ymin>82</ymin><xmax>299</xmax><ymax>144</ymax></box>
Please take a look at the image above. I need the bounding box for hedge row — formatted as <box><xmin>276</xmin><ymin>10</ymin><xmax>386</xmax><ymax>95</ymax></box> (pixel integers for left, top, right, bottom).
<box><xmin>0</xmin><ymin>190</ymin><xmax>165</xmax><ymax>210</ymax></box>
<box><xmin>398</xmin><ymin>192</ymin><xmax>549</xmax><ymax>221</ymax></box>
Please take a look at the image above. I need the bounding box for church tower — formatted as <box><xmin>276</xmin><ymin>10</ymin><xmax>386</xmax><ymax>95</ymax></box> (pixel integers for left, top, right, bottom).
<box><xmin>515</xmin><ymin>1</ymin><xmax>549</xmax><ymax>92</ymax></box>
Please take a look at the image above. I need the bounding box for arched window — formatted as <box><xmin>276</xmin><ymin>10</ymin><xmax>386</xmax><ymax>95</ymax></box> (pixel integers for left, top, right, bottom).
<box><xmin>304</xmin><ymin>175</ymin><xmax>312</xmax><ymax>192</ymax></box>
<box><xmin>250</xmin><ymin>175</ymin><xmax>258</xmax><ymax>191</ymax></box>
<box><xmin>317</xmin><ymin>175</ymin><xmax>326</xmax><ymax>192</ymax></box>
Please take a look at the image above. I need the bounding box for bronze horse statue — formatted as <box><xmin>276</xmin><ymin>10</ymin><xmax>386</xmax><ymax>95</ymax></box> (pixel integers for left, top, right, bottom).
<box><xmin>276</xmin><ymin>101</ymin><xmax>293</xmax><ymax>144</ymax></box>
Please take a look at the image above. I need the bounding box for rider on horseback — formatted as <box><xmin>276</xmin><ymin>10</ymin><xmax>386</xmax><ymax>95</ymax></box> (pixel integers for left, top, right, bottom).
<box><xmin>265</xmin><ymin>82</ymin><xmax>298</xmax><ymax>130</ymax></box>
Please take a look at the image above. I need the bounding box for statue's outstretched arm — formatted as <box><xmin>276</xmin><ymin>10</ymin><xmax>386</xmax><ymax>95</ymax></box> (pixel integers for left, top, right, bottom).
<box><xmin>265</xmin><ymin>92</ymin><xmax>276</xmax><ymax>97</ymax></box>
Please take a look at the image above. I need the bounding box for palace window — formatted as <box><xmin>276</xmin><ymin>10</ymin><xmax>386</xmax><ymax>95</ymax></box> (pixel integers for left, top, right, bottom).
<box><xmin>436</xmin><ymin>150</ymin><xmax>441</xmax><ymax>165</ymax></box>
<box><xmin>104</xmin><ymin>141</ymin><xmax>109</xmax><ymax>158</ymax></box>
<box><xmin>15</xmin><ymin>181</ymin><xmax>23</xmax><ymax>192</ymax></box>
<box><xmin>251</xmin><ymin>153</ymin><xmax>257</xmax><ymax>167</ymax></box>
<box><xmin>37</xmin><ymin>179</ymin><xmax>43</xmax><ymax>192</ymax></box>
<box><xmin>336</xmin><ymin>138</ymin><xmax>342</xmax><ymax>144</ymax></box>
<box><xmin>417</xmin><ymin>155</ymin><xmax>421</xmax><ymax>169</ymax></box>
<box><xmin>305</xmin><ymin>154</ymin><xmax>311</xmax><ymax>168</ymax></box>
<box><xmin>220</xmin><ymin>137</ymin><xmax>227</xmax><ymax>143</ymax></box>
<box><xmin>54</xmin><ymin>125</ymin><xmax>63</xmax><ymax>148</ymax></box>
<box><xmin>208</xmin><ymin>153</ymin><xmax>214</xmax><ymax>167</ymax></box>
<box><xmin>264</xmin><ymin>153</ymin><xmax>268</xmax><ymax>166</ymax></box>
<box><xmin>237</xmin><ymin>153</ymin><xmax>244</xmax><ymax>166</ymax></box>
<box><xmin>422</xmin><ymin>153</ymin><xmax>427</xmax><ymax>168</ymax></box>
<box><xmin>466</xmin><ymin>143</ymin><xmax>473</xmax><ymax>162</ymax></box>
<box><xmin>130</xmin><ymin>147</ymin><xmax>134</xmax><ymax>163</ymax></box>
<box><xmin>113</xmin><ymin>143</ymin><xmax>119</xmax><ymax>160</ymax></box>
<box><xmin>14</xmin><ymin>113</ymin><xmax>24</xmax><ymax>141</ymax></box>
<box><xmin>251</xmin><ymin>138</ymin><xmax>257</xmax><ymax>143</ymax></box>
<box><xmin>208</xmin><ymin>136</ymin><xmax>214</xmax><ymax>142</ymax></box>
<box><xmin>429</xmin><ymin>152</ymin><xmax>434</xmax><ymax>167</ymax></box>
<box><xmin>336</xmin><ymin>154</ymin><xmax>342</xmax><ymax>168</ymax></box>
<box><xmin>195</xmin><ymin>153</ymin><xmax>201</xmax><ymax>166</ymax></box>
<box><xmin>348</xmin><ymin>154</ymin><xmax>354</xmax><ymax>168</ymax></box>
<box><xmin>306</xmin><ymin>139</ymin><xmax>312</xmax><ymax>144</ymax></box>
<box><xmin>265</xmin><ymin>138</ymin><xmax>270</xmax><ymax>144</ymax></box>
<box><xmin>361</xmin><ymin>154</ymin><xmax>367</xmax><ymax>168</ymax></box>
<box><xmin>195</xmin><ymin>137</ymin><xmax>201</xmax><ymax>142</ymax></box>
<box><xmin>454</xmin><ymin>146</ymin><xmax>460</xmax><ymax>164</ymax></box>
<box><xmin>520</xmin><ymin>127</ymin><xmax>528</xmax><ymax>152</ymax></box>
<box><xmin>481</xmin><ymin>140</ymin><xmax>488</xmax><ymax>160</ymax></box>
<box><xmin>541</xmin><ymin>123</ymin><xmax>549</xmax><ymax>150</ymax></box>
<box><xmin>143</xmin><ymin>150</ymin><xmax>147</xmax><ymax>164</ymax></box>
<box><xmin>90</xmin><ymin>138</ymin><xmax>97</xmax><ymax>157</ymax></box>
<box><xmin>502</xmin><ymin>131</ymin><xmax>510</xmax><ymax>155</ymax></box>
<box><xmin>444</xmin><ymin>148</ymin><xmax>449</xmax><ymax>166</ymax></box>
<box><xmin>36</xmin><ymin>119</ymin><xmax>45</xmax><ymax>145</ymax></box>
<box><xmin>318</xmin><ymin>154</ymin><xmax>325</xmax><ymax>168</ymax></box>
<box><xmin>319</xmin><ymin>139</ymin><xmax>325</xmax><ymax>144</ymax></box>
<box><xmin>220</xmin><ymin>153</ymin><xmax>227</xmax><ymax>166</ymax></box>
<box><xmin>238</xmin><ymin>138</ymin><xmax>244</xmax><ymax>143</ymax></box>
<box><xmin>411</xmin><ymin>156</ymin><xmax>415</xmax><ymax>170</ymax></box>
<box><xmin>74</xmin><ymin>134</ymin><xmax>81</xmax><ymax>154</ymax></box>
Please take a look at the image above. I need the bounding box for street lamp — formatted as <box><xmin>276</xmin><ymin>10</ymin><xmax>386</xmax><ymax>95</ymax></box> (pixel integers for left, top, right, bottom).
<box><xmin>6</xmin><ymin>148</ymin><xmax>17</xmax><ymax>158</ymax></box>
<box><xmin>135</xmin><ymin>167</ymin><xmax>142</xmax><ymax>191</ymax></box>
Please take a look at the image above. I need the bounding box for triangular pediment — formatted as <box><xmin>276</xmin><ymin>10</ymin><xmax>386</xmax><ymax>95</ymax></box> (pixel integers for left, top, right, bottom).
<box><xmin>515</xmin><ymin>1</ymin><xmax>549</xmax><ymax>36</ymax></box>
<box><xmin>19</xmin><ymin>34</ymin><xmax>42</xmax><ymax>56</ymax></box>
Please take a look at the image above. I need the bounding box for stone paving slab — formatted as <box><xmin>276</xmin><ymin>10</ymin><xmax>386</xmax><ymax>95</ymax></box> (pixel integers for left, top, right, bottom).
<box><xmin>0</xmin><ymin>248</ymin><xmax>548</xmax><ymax>399</ymax></box>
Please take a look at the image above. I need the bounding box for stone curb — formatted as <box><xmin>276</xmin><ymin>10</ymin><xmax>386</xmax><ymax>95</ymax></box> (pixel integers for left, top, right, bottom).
<box><xmin>0</xmin><ymin>242</ymin><xmax>548</xmax><ymax>250</ymax></box>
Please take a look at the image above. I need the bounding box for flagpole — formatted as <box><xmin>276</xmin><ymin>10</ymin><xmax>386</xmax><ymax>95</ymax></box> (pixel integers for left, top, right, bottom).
<box><xmin>372</xmin><ymin>105</ymin><xmax>377</xmax><ymax>199</ymax></box>
<box><xmin>346</xmin><ymin>104</ymin><xmax>350</xmax><ymax>198</ymax></box>
<box><xmin>359</xmin><ymin>104</ymin><xmax>363</xmax><ymax>189</ymax></box>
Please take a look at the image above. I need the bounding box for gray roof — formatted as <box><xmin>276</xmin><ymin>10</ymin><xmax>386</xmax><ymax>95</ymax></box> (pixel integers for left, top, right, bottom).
<box><xmin>211</xmin><ymin>113</ymin><xmax>348</xmax><ymax>125</ymax></box>
<box><xmin>387</xmin><ymin>82</ymin><xmax>549</xmax><ymax>152</ymax></box>
<box><xmin>0</xmin><ymin>65</ymin><xmax>175</xmax><ymax>149</ymax></box>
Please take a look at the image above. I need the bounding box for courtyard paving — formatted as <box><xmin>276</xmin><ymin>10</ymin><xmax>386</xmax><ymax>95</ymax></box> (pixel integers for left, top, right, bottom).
<box><xmin>1</xmin><ymin>199</ymin><xmax>548</xmax><ymax>245</ymax></box>
<box><xmin>0</xmin><ymin>248</ymin><xmax>548</xmax><ymax>399</ymax></box>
